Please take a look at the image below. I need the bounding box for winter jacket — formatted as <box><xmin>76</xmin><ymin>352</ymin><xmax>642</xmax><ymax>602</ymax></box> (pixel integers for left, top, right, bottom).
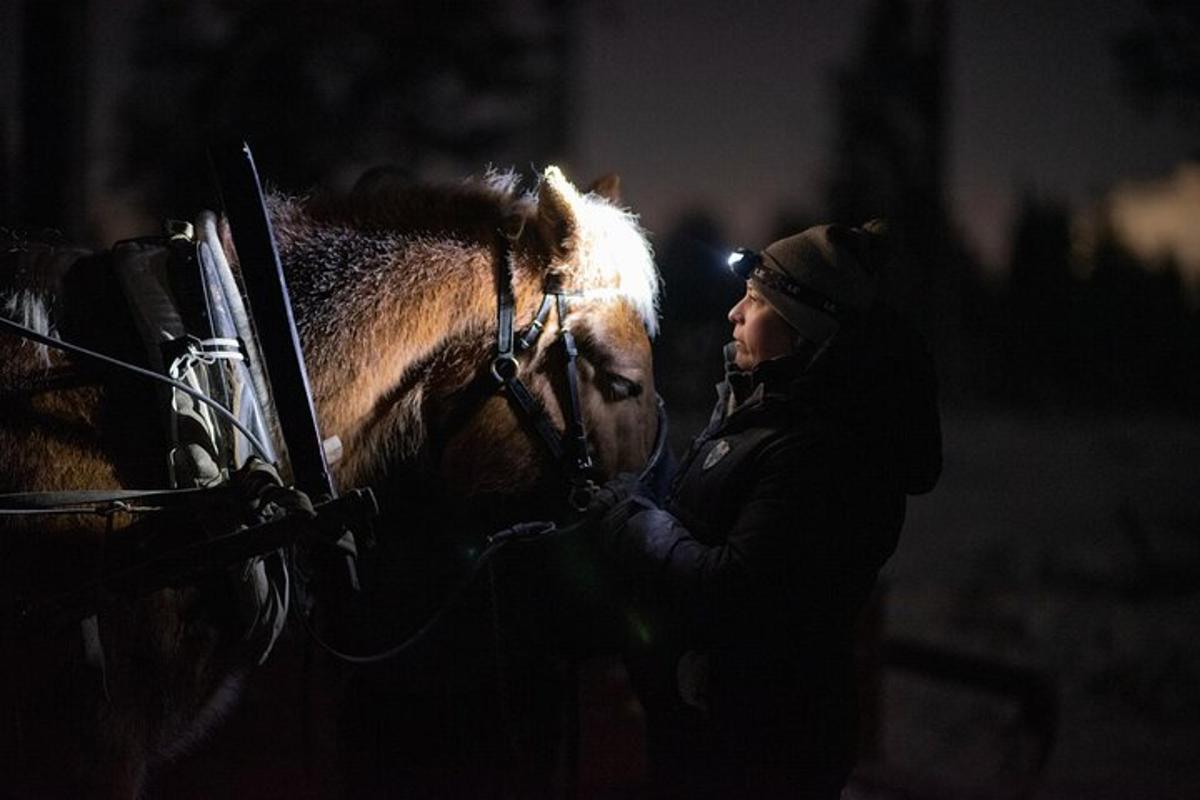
<box><xmin>608</xmin><ymin>304</ymin><xmax>942</xmax><ymax>798</ymax></box>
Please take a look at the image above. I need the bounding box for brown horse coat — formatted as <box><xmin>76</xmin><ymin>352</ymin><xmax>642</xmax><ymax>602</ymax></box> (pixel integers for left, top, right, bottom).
<box><xmin>1</xmin><ymin>166</ymin><xmax>661</xmax><ymax>797</ymax></box>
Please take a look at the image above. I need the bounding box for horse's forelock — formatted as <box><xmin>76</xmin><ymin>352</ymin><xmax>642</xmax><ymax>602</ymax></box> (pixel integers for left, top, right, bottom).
<box><xmin>568</xmin><ymin>195</ymin><xmax>660</xmax><ymax>338</ymax></box>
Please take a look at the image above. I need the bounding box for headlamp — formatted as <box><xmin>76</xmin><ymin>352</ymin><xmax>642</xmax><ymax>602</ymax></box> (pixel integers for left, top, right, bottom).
<box><xmin>727</xmin><ymin>247</ymin><xmax>855</xmax><ymax>324</ymax></box>
<box><xmin>726</xmin><ymin>248</ymin><xmax>761</xmax><ymax>281</ymax></box>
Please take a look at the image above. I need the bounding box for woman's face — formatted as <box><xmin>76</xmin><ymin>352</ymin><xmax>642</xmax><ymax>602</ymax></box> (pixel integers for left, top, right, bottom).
<box><xmin>727</xmin><ymin>284</ymin><xmax>797</xmax><ymax>370</ymax></box>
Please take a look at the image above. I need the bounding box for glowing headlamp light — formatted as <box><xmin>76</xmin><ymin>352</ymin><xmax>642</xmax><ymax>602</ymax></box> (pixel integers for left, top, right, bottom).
<box><xmin>726</xmin><ymin>248</ymin><xmax>761</xmax><ymax>281</ymax></box>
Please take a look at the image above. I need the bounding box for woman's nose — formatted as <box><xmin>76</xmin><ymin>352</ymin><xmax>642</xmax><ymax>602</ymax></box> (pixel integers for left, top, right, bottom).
<box><xmin>728</xmin><ymin>299</ymin><xmax>743</xmax><ymax>324</ymax></box>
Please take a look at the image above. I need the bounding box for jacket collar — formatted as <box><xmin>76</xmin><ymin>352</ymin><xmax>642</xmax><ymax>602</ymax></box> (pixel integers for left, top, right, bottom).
<box><xmin>714</xmin><ymin>342</ymin><xmax>821</xmax><ymax>426</ymax></box>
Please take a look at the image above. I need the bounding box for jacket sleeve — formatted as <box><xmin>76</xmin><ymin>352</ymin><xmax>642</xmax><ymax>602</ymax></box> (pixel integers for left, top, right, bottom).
<box><xmin>606</xmin><ymin>434</ymin><xmax>840</xmax><ymax>646</ymax></box>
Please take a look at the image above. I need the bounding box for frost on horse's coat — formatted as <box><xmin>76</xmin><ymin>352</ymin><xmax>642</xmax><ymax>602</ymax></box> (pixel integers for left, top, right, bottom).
<box><xmin>0</xmin><ymin>166</ymin><xmax>661</xmax><ymax>797</ymax></box>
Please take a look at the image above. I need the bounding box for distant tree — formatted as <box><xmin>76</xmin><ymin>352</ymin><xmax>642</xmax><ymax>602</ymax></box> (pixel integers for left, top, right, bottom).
<box><xmin>1074</xmin><ymin>227</ymin><xmax>1198</xmax><ymax>410</ymax></box>
<box><xmin>826</xmin><ymin>0</ymin><xmax>989</xmax><ymax>401</ymax></box>
<box><xmin>827</xmin><ymin>0</ymin><xmax>948</xmax><ymax>232</ymax></box>
<box><xmin>12</xmin><ymin>0</ymin><xmax>89</xmax><ymax>237</ymax></box>
<box><xmin>119</xmin><ymin>0</ymin><xmax>576</xmax><ymax>217</ymax></box>
<box><xmin>1114</xmin><ymin>0</ymin><xmax>1200</xmax><ymax>143</ymax></box>
<box><xmin>1002</xmin><ymin>193</ymin><xmax>1078</xmax><ymax>404</ymax></box>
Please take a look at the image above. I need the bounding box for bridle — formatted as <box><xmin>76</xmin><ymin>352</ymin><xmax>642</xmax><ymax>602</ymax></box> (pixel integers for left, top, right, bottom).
<box><xmin>489</xmin><ymin>224</ymin><xmax>598</xmax><ymax>511</ymax></box>
<box><xmin>441</xmin><ymin>221</ymin><xmax>668</xmax><ymax>516</ymax></box>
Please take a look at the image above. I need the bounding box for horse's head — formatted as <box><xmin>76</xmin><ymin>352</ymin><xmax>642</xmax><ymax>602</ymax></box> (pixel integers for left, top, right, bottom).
<box><xmin>430</xmin><ymin>167</ymin><xmax>661</xmax><ymax>518</ymax></box>
<box><xmin>276</xmin><ymin>165</ymin><xmax>660</xmax><ymax>524</ymax></box>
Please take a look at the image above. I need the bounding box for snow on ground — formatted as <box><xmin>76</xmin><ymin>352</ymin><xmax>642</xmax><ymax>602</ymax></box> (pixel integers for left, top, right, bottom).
<box><xmin>867</xmin><ymin>410</ymin><xmax>1200</xmax><ymax>799</ymax></box>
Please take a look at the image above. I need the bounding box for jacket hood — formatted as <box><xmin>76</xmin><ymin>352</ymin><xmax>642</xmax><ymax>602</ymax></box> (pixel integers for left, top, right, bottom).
<box><xmin>818</xmin><ymin>304</ymin><xmax>942</xmax><ymax>495</ymax></box>
<box><xmin>723</xmin><ymin>305</ymin><xmax>942</xmax><ymax>496</ymax></box>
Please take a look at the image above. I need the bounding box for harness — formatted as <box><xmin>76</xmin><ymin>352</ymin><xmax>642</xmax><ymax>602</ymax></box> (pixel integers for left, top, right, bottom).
<box><xmin>0</xmin><ymin>144</ymin><xmax>670</xmax><ymax>669</ymax></box>
<box><xmin>0</xmin><ymin>143</ymin><xmax>372</xmax><ymax>647</ymax></box>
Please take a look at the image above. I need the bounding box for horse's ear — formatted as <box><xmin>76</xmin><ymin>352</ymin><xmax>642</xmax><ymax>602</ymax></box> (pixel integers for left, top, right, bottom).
<box><xmin>588</xmin><ymin>173</ymin><xmax>621</xmax><ymax>204</ymax></box>
<box><xmin>534</xmin><ymin>165</ymin><xmax>582</xmax><ymax>260</ymax></box>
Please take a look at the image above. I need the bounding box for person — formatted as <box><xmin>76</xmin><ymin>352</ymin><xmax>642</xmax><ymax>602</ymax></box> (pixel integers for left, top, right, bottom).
<box><xmin>587</xmin><ymin>220</ymin><xmax>942</xmax><ymax>798</ymax></box>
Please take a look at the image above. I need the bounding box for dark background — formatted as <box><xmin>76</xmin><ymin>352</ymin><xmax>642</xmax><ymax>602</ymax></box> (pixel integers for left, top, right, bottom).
<box><xmin>2</xmin><ymin>1</ymin><xmax>1198</xmax><ymax>797</ymax></box>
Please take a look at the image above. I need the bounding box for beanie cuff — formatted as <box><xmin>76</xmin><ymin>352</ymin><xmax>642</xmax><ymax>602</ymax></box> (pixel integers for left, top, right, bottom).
<box><xmin>749</xmin><ymin>276</ymin><xmax>841</xmax><ymax>343</ymax></box>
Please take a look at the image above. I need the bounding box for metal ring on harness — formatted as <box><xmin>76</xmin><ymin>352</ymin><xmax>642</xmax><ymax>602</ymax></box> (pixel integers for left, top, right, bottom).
<box><xmin>490</xmin><ymin>354</ymin><xmax>520</xmax><ymax>384</ymax></box>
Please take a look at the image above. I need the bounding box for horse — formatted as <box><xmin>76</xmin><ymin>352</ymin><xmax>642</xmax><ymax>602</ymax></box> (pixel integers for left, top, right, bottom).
<box><xmin>0</xmin><ymin>165</ymin><xmax>662</xmax><ymax>797</ymax></box>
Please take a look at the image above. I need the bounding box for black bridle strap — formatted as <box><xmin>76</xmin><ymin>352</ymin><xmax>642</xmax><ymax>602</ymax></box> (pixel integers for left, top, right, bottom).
<box><xmin>495</xmin><ymin>234</ymin><xmax>518</xmax><ymax>366</ymax></box>
<box><xmin>491</xmin><ymin>233</ymin><xmax>564</xmax><ymax>465</ymax></box>
<box><xmin>516</xmin><ymin>294</ymin><xmax>554</xmax><ymax>353</ymax></box>
<box><xmin>490</xmin><ymin>233</ymin><xmax>595</xmax><ymax>499</ymax></box>
<box><xmin>499</xmin><ymin>369</ymin><xmax>565</xmax><ymax>464</ymax></box>
<box><xmin>557</xmin><ymin>292</ymin><xmax>592</xmax><ymax>475</ymax></box>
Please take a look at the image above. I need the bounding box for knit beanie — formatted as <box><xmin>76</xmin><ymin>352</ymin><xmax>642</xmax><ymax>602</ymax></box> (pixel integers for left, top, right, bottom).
<box><xmin>749</xmin><ymin>220</ymin><xmax>887</xmax><ymax>343</ymax></box>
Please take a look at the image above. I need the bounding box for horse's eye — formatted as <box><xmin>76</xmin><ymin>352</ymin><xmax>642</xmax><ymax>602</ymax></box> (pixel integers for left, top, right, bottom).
<box><xmin>602</xmin><ymin>374</ymin><xmax>643</xmax><ymax>402</ymax></box>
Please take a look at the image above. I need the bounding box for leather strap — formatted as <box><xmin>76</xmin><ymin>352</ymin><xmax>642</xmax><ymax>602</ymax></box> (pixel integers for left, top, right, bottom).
<box><xmin>557</xmin><ymin>291</ymin><xmax>592</xmax><ymax>476</ymax></box>
<box><xmin>0</xmin><ymin>486</ymin><xmax>229</xmax><ymax>515</ymax></box>
<box><xmin>489</xmin><ymin>233</ymin><xmax>596</xmax><ymax>495</ymax></box>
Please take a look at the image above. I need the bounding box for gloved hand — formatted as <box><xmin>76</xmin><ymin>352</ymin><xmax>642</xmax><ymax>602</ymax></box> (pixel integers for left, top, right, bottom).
<box><xmin>586</xmin><ymin>472</ymin><xmax>650</xmax><ymax>516</ymax></box>
<box><xmin>585</xmin><ymin>472</ymin><xmax>656</xmax><ymax>547</ymax></box>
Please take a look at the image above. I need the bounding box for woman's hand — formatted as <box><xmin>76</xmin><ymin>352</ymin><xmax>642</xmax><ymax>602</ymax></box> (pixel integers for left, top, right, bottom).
<box><xmin>585</xmin><ymin>472</ymin><xmax>649</xmax><ymax>518</ymax></box>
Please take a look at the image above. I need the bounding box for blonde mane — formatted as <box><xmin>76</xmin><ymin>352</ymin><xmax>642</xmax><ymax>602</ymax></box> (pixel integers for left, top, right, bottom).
<box><xmin>550</xmin><ymin>170</ymin><xmax>659</xmax><ymax>338</ymax></box>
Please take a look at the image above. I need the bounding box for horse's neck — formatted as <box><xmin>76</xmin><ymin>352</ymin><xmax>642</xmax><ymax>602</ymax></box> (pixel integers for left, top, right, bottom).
<box><xmin>279</xmin><ymin>221</ymin><xmax>523</xmax><ymax>481</ymax></box>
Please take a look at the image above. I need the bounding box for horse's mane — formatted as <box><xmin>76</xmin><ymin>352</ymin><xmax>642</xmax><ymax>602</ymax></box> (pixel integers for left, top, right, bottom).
<box><xmin>281</xmin><ymin>169</ymin><xmax>532</xmax><ymax>238</ymax></box>
<box><xmin>268</xmin><ymin>169</ymin><xmax>658</xmax><ymax>336</ymax></box>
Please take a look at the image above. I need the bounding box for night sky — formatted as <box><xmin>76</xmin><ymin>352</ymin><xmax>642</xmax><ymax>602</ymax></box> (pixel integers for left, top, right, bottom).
<box><xmin>570</xmin><ymin>0</ymin><xmax>1195</xmax><ymax>270</ymax></box>
<box><xmin>70</xmin><ymin>0</ymin><xmax>1197</xmax><ymax>274</ymax></box>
